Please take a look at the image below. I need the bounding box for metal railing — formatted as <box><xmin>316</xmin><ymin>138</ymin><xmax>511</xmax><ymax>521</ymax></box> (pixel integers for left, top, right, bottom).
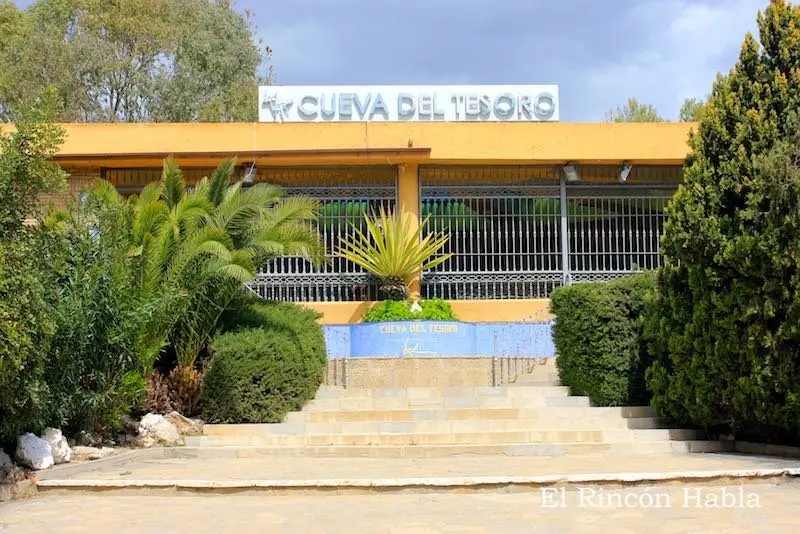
<box><xmin>420</xmin><ymin>166</ymin><xmax>563</xmax><ymax>299</ymax></box>
<box><xmin>421</xmin><ymin>165</ymin><xmax>679</xmax><ymax>299</ymax></box>
<box><xmin>247</xmin><ymin>166</ymin><xmax>397</xmax><ymax>302</ymax></box>
<box><xmin>567</xmin><ymin>184</ymin><xmax>675</xmax><ymax>283</ymax></box>
<box><xmin>490</xmin><ymin>317</ymin><xmax>556</xmax><ymax>386</ymax></box>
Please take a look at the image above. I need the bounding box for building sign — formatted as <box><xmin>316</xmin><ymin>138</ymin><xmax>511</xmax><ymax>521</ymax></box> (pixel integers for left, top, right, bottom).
<box><xmin>348</xmin><ymin>321</ymin><xmax>474</xmax><ymax>358</ymax></box>
<box><xmin>258</xmin><ymin>85</ymin><xmax>559</xmax><ymax>123</ymax></box>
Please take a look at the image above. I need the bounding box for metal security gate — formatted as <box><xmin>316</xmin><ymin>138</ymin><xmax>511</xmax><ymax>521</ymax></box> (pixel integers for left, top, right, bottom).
<box><xmin>567</xmin><ymin>184</ymin><xmax>675</xmax><ymax>283</ymax></box>
<box><xmin>421</xmin><ymin>165</ymin><xmax>679</xmax><ymax>299</ymax></box>
<box><xmin>420</xmin><ymin>166</ymin><xmax>563</xmax><ymax>299</ymax></box>
<box><xmin>247</xmin><ymin>166</ymin><xmax>396</xmax><ymax>302</ymax></box>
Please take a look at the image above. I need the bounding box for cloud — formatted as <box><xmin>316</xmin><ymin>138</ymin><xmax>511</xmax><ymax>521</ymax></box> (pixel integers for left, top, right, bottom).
<box><xmin>583</xmin><ymin>0</ymin><xmax>763</xmax><ymax>120</ymax></box>
<box><xmin>14</xmin><ymin>0</ymin><xmax>766</xmax><ymax>121</ymax></box>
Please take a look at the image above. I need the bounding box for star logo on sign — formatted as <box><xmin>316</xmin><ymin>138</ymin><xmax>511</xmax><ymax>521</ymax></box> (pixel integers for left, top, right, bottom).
<box><xmin>261</xmin><ymin>93</ymin><xmax>293</xmax><ymax>122</ymax></box>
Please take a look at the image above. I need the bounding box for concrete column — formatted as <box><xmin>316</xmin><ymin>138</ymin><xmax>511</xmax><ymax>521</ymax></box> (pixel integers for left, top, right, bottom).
<box><xmin>397</xmin><ymin>163</ymin><xmax>421</xmax><ymax>298</ymax></box>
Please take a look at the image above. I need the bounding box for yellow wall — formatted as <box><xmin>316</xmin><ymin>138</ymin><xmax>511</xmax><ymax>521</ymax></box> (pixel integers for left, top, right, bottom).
<box><xmin>0</xmin><ymin>122</ymin><xmax>698</xmax><ymax>168</ymax></box>
<box><xmin>305</xmin><ymin>299</ymin><xmax>552</xmax><ymax>325</ymax></box>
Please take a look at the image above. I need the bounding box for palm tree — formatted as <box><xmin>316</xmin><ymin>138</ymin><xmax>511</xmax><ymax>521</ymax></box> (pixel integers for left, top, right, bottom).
<box><xmin>336</xmin><ymin>207</ymin><xmax>451</xmax><ymax>300</ymax></box>
<box><xmin>130</xmin><ymin>158</ymin><xmax>324</xmax><ymax>372</ymax></box>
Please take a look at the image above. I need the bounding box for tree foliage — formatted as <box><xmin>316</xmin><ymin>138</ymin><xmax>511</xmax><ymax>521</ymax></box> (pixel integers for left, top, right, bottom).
<box><xmin>0</xmin><ymin>238</ymin><xmax>54</xmax><ymax>445</ymax></box>
<box><xmin>0</xmin><ymin>0</ymin><xmax>271</xmax><ymax>122</ymax></box>
<box><xmin>0</xmin><ymin>89</ymin><xmax>66</xmax><ymax>239</ymax></box>
<box><xmin>605</xmin><ymin>97</ymin><xmax>664</xmax><ymax>123</ymax></box>
<box><xmin>678</xmin><ymin>97</ymin><xmax>706</xmax><ymax>122</ymax></box>
<box><xmin>647</xmin><ymin>0</ymin><xmax>800</xmax><ymax>443</ymax></box>
<box><xmin>128</xmin><ymin>158</ymin><xmax>323</xmax><ymax>370</ymax></box>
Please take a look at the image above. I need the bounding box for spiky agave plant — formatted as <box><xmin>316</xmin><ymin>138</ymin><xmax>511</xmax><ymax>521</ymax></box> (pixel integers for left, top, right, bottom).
<box><xmin>336</xmin><ymin>207</ymin><xmax>451</xmax><ymax>300</ymax></box>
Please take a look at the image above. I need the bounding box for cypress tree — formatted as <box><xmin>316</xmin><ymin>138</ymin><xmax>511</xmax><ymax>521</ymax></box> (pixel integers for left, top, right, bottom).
<box><xmin>647</xmin><ymin>0</ymin><xmax>800</xmax><ymax>443</ymax></box>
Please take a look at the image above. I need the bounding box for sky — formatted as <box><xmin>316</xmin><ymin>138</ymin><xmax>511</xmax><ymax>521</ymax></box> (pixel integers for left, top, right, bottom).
<box><xmin>14</xmin><ymin>0</ymin><xmax>767</xmax><ymax>121</ymax></box>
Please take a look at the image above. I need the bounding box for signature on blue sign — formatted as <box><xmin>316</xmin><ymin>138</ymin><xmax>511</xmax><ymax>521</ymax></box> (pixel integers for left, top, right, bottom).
<box><xmin>402</xmin><ymin>339</ymin><xmax>436</xmax><ymax>356</ymax></box>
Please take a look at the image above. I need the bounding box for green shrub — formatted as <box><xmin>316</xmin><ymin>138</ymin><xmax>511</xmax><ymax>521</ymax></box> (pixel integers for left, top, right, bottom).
<box><xmin>42</xmin><ymin>188</ymin><xmax>146</xmax><ymax>436</ymax></box>
<box><xmin>203</xmin><ymin>300</ymin><xmax>327</xmax><ymax>423</ymax></box>
<box><xmin>550</xmin><ymin>273</ymin><xmax>655</xmax><ymax>407</ymax></box>
<box><xmin>648</xmin><ymin>1</ymin><xmax>800</xmax><ymax>444</ymax></box>
<box><xmin>0</xmin><ymin>238</ymin><xmax>54</xmax><ymax>445</ymax></box>
<box><xmin>202</xmin><ymin>327</ymin><xmax>325</xmax><ymax>423</ymax></box>
<box><xmin>219</xmin><ymin>298</ymin><xmax>327</xmax><ymax>365</ymax></box>
<box><xmin>362</xmin><ymin>299</ymin><xmax>457</xmax><ymax>322</ymax></box>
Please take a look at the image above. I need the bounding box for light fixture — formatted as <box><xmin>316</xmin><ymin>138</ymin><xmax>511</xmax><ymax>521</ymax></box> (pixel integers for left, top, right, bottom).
<box><xmin>241</xmin><ymin>163</ymin><xmax>257</xmax><ymax>187</ymax></box>
<box><xmin>563</xmin><ymin>163</ymin><xmax>580</xmax><ymax>183</ymax></box>
<box><xmin>619</xmin><ymin>162</ymin><xmax>633</xmax><ymax>183</ymax></box>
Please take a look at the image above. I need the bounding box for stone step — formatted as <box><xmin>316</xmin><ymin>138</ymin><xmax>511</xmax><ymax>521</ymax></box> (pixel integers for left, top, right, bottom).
<box><xmin>200</xmin><ymin>417</ymin><xmax>664</xmax><ymax>437</ymax></box>
<box><xmin>313</xmin><ymin>385</ymin><xmax>571</xmax><ymax>399</ymax></box>
<box><xmin>189</xmin><ymin>429</ymin><xmax>610</xmax><ymax>446</ymax></box>
<box><xmin>602</xmin><ymin>428</ymin><xmax>703</xmax><ymax>442</ymax></box>
<box><xmin>511</xmin><ymin>373</ymin><xmax>561</xmax><ymax>386</ymax></box>
<box><xmin>304</xmin><ymin>395</ymin><xmax>591</xmax><ymax>411</ymax></box>
<box><xmin>287</xmin><ymin>406</ymin><xmax>656</xmax><ymax>423</ymax></box>
<box><xmin>176</xmin><ymin>440</ymin><xmax>725</xmax><ymax>458</ymax></box>
<box><xmin>189</xmin><ymin>427</ymin><xmax>704</xmax><ymax>447</ymax></box>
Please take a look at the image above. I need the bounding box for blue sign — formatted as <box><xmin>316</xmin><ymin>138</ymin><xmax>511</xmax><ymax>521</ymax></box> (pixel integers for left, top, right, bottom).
<box><xmin>350</xmin><ymin>321</ymin><xmax>474</xmax><ymax>358</ymax></box>
<box><xmin>322</xmin><ymin>321</ymin><xmax>555</xmax><ymax>359</ymax></box>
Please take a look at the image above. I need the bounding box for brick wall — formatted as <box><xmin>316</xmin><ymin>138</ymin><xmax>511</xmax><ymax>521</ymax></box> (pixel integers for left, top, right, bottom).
<box><xmin>38</xmin><ymin>167</ymin><xmax>101</xmax><ymax>211</ymax></box>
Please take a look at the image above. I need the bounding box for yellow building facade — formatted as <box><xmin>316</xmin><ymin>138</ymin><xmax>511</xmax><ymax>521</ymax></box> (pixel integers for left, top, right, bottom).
<box><xmin>34</xmin><ymin>122</ymin><xmax>695</xmax><ymax>323</ymax></box>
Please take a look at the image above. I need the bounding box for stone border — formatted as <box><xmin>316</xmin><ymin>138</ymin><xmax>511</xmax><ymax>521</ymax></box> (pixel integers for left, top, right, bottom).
<box><xmin>35</xmin><ymin>448</ymin><xmax>178</xmax><ymax>481</ymax></box>
<box><xmin>35</xmin><ymin>467</ymin><xmax>800</xmax><ymax>495</ymax></box>
<box><xmin>734</xmin><ymin>441</ymin><xmax>800</xmax><ymax>459</ymax></box>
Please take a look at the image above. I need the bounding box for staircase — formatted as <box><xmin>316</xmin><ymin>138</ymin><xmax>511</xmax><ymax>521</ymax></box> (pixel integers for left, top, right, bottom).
<box><xmin>186</xmin><ymin>363</ymin><xmax>723</xmax><ymax>458</ymax></box>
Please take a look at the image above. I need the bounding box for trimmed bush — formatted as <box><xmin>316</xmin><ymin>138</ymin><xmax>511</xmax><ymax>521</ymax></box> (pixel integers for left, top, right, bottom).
<box><xmin>219</xmin><ymin>299</ymin><xmax>327</xmax><ymax>364</ymax></box>
<box><xmin>202</xmin><ymin>328</ymin><xmax>325</xmax><ymax>423</ymax></box>
<box><xmin>550</xmin><ymin>273</ymin><xmax>655</xmax><ymax>407</ymax></box>
<box><xmin>362</xmin><ymin>299</ymin><xmax>457</xmax><ymax>322</ymax></box>
<box><xmin>202</xmin><ymin>300</ymin><xmax>327</xmax><ymax>423</ymax></box>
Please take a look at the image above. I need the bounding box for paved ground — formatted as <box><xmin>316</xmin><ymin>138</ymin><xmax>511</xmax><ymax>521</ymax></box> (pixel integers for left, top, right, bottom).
<box><xmin>36</xmin><ymin>451</ymin><xmax>800</xmax><ymax>482</ymax></box>
<box><xmin>2</xmin><ymin>482</ymin><xmax>800</xmax><ymax>533</ymax></box>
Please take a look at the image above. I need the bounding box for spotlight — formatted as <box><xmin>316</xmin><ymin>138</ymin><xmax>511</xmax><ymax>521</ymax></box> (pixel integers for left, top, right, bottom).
<box><xmin>563</xmin><ymin>163</ymin><xmax>580</xmax><ymax>183</ymax></box>
<box><xmin>242</xmin><ymin>163</ymin><xmax>257</xmax><ymax>187</ymax></box>
<box><xmin>619</xmin><ymin>162</ymin><xmax>632</xmax><ymax>183</ymax></box>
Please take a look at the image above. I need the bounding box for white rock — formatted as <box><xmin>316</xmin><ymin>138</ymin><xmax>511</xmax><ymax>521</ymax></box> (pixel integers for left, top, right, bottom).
<box><xmin>72</xmin><ymin>446</ymin><xmax>116</xmax><ymax>462</ymax></box>
<box><xmin>41</xmin><ymin>428</ymin><xmax>72</xmax><ymax>464</ymax></box>
<box><xmin>15</xmin><ymin>433</ymin><xmax>54</xmax><ymax>470</ymax></box>
<box><xmin>164</xmin><ymin>411</ymin><xmax>203</xmax><ymax>436</ymax></box>
<box><xmin>410</xmin><ymin>301</ymin><xmax>423</xmax><ymax>314</ymax></box>
<box><xmin>137</xmin><ymin>413</ymin><xmax>181</xmax><ymax>448</ymax></box>
<box><xmin>0</xmin><ymin>449</ymin><xmax>13</xmax><ymax>480</ymax></box>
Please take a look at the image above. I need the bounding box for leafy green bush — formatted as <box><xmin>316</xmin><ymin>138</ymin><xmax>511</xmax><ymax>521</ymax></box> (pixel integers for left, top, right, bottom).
<box><xmin>203</xmin><ymin>300</ymin><xmax>327</xmax><ymax>423</ymax></box>
<box><xmin>362</xmin><ymin>299</ymin><xmax>457</xmax><ymax>322</ymax></box>
<box><xmin>648</xmin><ymin>1</ymin><xmax>800</xmax><ymax>444</ymax></box>
<box><xmin>0</xmin><ymin>238</ymin><xmax>54</xmax><ymax>445</ymax></box>
<box><xmin>202</xmin><ymin>327</ymin><xmax>325</xmax><ymax>423</ymax></box>
<box><xmin>42</xmin><ymin>186</ymin><xmax>146</xmax><ymax>435</ymax></box>
<box><xmin>550</xmin><ymin>273</ymin><xmax>655</xmax><ymax>407</ymax></box>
